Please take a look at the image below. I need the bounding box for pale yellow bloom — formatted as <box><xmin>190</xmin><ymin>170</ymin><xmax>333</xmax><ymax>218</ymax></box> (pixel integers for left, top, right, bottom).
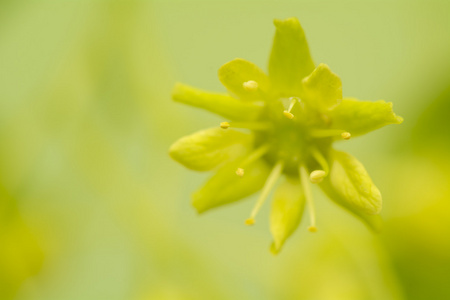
<box><xmin>169</xmin><ymin>17</ymin><xmax>403</xmax><ymax>253</ymax></box>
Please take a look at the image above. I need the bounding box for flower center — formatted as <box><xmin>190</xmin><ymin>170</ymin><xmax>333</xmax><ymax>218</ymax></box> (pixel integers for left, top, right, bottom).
<box><xmin>219</xmin><ymin>93</ymin><xmax>351</xmax><ymax>229</ymax></box>
<box><xmin>254</xmin><ymin>97</ymin><xmax>333</xmax><ymax>176</ymax></box>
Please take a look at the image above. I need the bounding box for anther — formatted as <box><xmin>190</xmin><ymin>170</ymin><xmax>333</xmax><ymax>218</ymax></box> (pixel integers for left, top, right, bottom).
<box><xmin>283</xmin><ymin>111</ymin><xmax>294</xmax><ymax>119</ymax></box>
<box><xmin>220</xmin><ymin>122</ymin><xmax>230</xmax><ymax>129</ymax></box>
<box><xmin>243</xmin><ymin>80</ymin><xmax>258</xmax><ymax>92</ymax></box>
<box><xmin>283</xmin><ymin>97</ymin><xmax>298</xmax><ymax>119</ymax></box>
<box><xmin>245</xmin><ymin>218</ymin><xmax>255</xmax><ymax>226</ymax></box>
<box><xmin>236</xmin><ymin>168</ymin><xmax>245</xmax><ymax>177</ymax></box>
<box><xmin>308</xmin><ymin>226</ymin><xmax>318</xmax><ymax>233</ymax></box>
<box><xmin>341</xmin><ymin>132</ymin><xmax>351</xmax><ymax>140</ymax></box>
<box><xmin>310</xmin><ymin>170</ymin><xmax>326</xmax><ymax>184</ymax></box>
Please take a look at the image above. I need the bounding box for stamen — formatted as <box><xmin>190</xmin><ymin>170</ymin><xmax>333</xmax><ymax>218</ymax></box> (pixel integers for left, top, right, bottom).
<box><xmin>283</xmin><ymin>111</ymin><xmax>294</xmax><ymax>120</ymax></box>
<box><xmin>246</xmin><ymin>161</ymin><xmax>284</xmax><ymax>225</ymax></box>
<box><xmin>341</xmin><ymin>132</ymin><xmax>351</xmax><ymax>140</ymax></box>
<box><xmin>283</xmin><ymin>97</ymin><xmax>298</xmax><ymax>119</ymax></box>
<box><xmin>310</xmin><ymin>170</ymin><xmax>326</xmax><ymax>184</ymax></box>
<box><xmin>300</xmin><ymin>166</ymin><xmax>317</xmax><ymax>233</ymax></box>
<box><xmin>244</xmin><ymin>218</ymin><xmax>255</xmax><ymax>225</ymax></box>
<box><xmin>310</xmin><ymin>129</ymin><xmax>351</xmax><ymax>140</ymax></box>
<box><xmin>235</xmin><ymin>168</ymin><xmax>245</xmax><ymax>177</ymax></box>
<box><xmin>308</xmin><ymin>226</ymin><xmax>318</xmax><ymax>233</ymax></box>
<box><xmin>243</xmin><ymin>80</ymin><xmax>259</xmax><ymax>92</ymax></box>
<box><xmin>310</xmin><ymin>147</ymin><xmax>329</xmax><ymax>174</ymax></box>
<box><xmin>235</xmin><ymin>144</ymin><xmax>270</xmax><ymax>177</ymax></box>
<box><xmin>219</xmin><ymin>121</ymin><xmax>271</xmax><ymax>130</ymax></box>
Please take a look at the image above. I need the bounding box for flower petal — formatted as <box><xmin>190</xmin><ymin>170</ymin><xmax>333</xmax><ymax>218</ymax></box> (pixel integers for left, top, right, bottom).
<box><xmin>218</xmin><ymin>58</ymin><xmax>270</xmax><ymax>101</ymax></box>
<box><xmin>268</xmin><ymin>17</ymin><xmax>315</xmax><ymax>95</ymax></box>
<box><xmin>169</xmin><ymin>128</ymin><xmax>252</xmax><ymax>171</ymax></box>
<box><xmin>172</xmin><ymin>83</ymin><xmax>263</xmax><ymax>121</ymax></box>
<box><xmin>320</xmin><ymin>150</ymin><xmax>382</xmax><ymax>216</ymax></box>
<box><xmin>329</xmin><ymin>98</ymin><xmax>404</xmax><ymax>137</ymax></box>
<box><xmin>270</xmin><ymin>177</ymin><xmax>305</xmax><ymax>254</ymax></box>
<box><xmin>301</xmin><ymin>63</ymin><xmax>342</xmax><ymax>111</ymax></box>
<box><xmin>320</xmin><ymin>177</ymin><xmax>383</xmax><ymax>231</ymax></box>
<box><xmin>192</xmin><ymin>159</ymin><xmax>270</xmax><ymax>213</ymax></box>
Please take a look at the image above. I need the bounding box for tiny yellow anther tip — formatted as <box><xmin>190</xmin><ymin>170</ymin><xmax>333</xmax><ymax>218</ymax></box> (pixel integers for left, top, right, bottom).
<box><xmin>245</xmin><ymin>218</ymin><xmax>255</xmax><ymax>226</ymax></box>
<box><xmin>236</xmin><ymin>168</ymin><xmax>244</xmax><ymax>177</ymax></box>
<box><xmin>283</xmin><ymin>111</ymin><xmax>294</xmax><ymax>119</ymax></box>
<box><xmin>308</xmin><ymin>226</ymin><xmax>318</xmax><ymax>233</ymax></box>
<box><xmin>220</xmin><ymin>122</ymin><xmax>230</xmax><ymax>129</ymax></box>
<box><xmin>243</xmin><ymin>80</ymin><xmax>258</xmax><ymax>92</ymax></box>
<box><xmin>310</xmin><ymin>170</ymin><xmax>326</xmax><ymax>184</ymax></box>
<box><xmin>341</xmin><ymin>132</ymin><xmax>351</xmax><ymax>140</ymax></box>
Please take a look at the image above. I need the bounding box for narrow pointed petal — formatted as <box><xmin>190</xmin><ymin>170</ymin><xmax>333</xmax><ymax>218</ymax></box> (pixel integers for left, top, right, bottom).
<box><xmin>329</xmin><ymin>98</ymin><xmax>403</xmax><ymax>137</ymax></box>
<box><xmin>268</xmin><ymin>17</ymin><xmax>315</xmax><ymax>95</ymax></box>
<box><xmin>169</xmin><ymin>128</ymin><xmax>252</xmax><ymax>171</ymax></box>
<box><xmin>319</xmin><ymin>150</ymin><xmax>382</xmax><ymax>221</ymax></box>
<box><xmin>172</xmin><ymin>83</ymin><xmax>263</xmax><ymax>121</ymax></box>
<box><xmin>218</xmin><ymin>58</ymin><xmax>270</xmax><ymax>101</ymax></box>
<box><xmin>302</xmin><ymin>63</ymin><xmax>342</xmax><ymax>111</ymax></box>
<box><xmin>270</xmin><ymin>177</ymin><xmax>305</xmax><ymax>254</ymax></box>
<box><xmin>192</xmin><ymin>160</ymin><xmax>270</xmax><ymax>213</ymax></box>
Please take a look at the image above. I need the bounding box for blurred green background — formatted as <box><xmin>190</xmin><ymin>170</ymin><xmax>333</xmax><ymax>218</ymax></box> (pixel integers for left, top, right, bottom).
<box><xmin>1</xmin><ymin>0</ymin><xmax>450</xmax><ymax>299</ymax></box>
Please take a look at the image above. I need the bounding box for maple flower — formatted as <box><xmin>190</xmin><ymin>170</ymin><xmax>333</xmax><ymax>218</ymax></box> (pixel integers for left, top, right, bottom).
<box><xmin>169</xmin><ymin>17</ymin><xmax>403</xmax><ymax>253</ymax></box>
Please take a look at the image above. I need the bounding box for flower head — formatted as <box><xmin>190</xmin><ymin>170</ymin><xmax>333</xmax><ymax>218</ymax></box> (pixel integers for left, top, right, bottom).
<box><xmin>169</xmin><ymin>17</ymin><xmax>403</xmax><ymax>253</ymax></box>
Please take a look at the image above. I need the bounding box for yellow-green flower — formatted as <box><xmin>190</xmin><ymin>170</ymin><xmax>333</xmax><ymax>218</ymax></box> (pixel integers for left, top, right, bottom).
<box><xmin>169</xmin><ymin>17</ymin><xmax>403</xmax><ymax>253</ymax></box>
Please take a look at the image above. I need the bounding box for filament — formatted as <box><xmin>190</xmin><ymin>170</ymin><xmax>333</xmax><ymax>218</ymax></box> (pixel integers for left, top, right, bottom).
<box><xmin>245</xmin><ymin>161</ymin><xmax>284</xmax><ymax>225</ymax></box>
<box><xmin>220</xmin><ymin>121</ymin><xmax>271</xmax><ymax>130</ymax></box>
<box><xmin>236</xmin><ymin>144</ymin><xmax>270</xmax><ymax>177</ymax></box>
<box><xmin>310</xmin><ymin>128</ymin><xmax>351</xmax><ymax>140</ymax></box>
<box><xmin>310</xmin><ymin>147</ymin><xmax>329</xmax><ymax>174</ymax></box>
<box><xmin>283</xmin><ymin>97</ymin><xmax>299</xmax><ymax>119</ymax></box>
<box><xmin>300</xmin><ymin>165</ymin><xmax>317</xmax><ymax>232</ymax></box>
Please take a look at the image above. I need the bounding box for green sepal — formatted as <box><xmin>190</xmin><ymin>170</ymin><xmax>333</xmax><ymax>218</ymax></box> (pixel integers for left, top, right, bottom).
<box><xmin>218</xmin><ymin>58</ymin><xmax>270</xmax><ymax>101</ymax></box>
<box><xmin>319</xmin><ymin>150</ymin><xmax>383</xmax><ymax>231</ymax></box>
<box><xmin>270</xmin><ymin>177</ymin><xmax>305</xmax><ymax>254</ymax></box>
<box><xmin>301</xmin><ymin>63</ymin><xmax>342</xmax><ymax>111</ymax></box>
<box><xmin>172</xmin><ymin>83</ymin><xmax>263</xmax><ymax>121</ymax></box>
<box><xmin>192</xmin><ymin>160</ymin><xmax>270</xmax><ymax>213</ymax></box>
<box><xmin>169</xmin><ymin>128</ymin><xmax>252</xmax><ymax>171</ymax></box>
<box><xmin>329</xmin><ymin>98</ymin><xmax>403</xmax><ymax>137</ymax></box>
<box><xmin>268</xmin><ymin>17</ymin><xmax>315</xmax><ymax>96</ymax></box>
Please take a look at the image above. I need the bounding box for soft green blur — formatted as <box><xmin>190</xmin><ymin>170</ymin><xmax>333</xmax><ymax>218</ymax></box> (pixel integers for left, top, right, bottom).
<box><xmin>0</xmin><ymin>1</ymin><xmax>449</xmax><ymax>299</ymax></box>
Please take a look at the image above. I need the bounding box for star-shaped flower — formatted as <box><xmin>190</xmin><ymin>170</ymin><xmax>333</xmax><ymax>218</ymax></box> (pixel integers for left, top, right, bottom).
<box><xmin>169</xmin><ymin>17</ymin><xmax>403</xmax><ymax>253</ymax></box>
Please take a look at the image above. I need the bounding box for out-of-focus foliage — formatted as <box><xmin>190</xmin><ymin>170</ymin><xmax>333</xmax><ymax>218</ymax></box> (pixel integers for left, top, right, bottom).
<box><xmin>0</xmin><ymin>186</ymin><xmax>43</xmax><ymax>299</ymax></box>
<box><xmin>413</xmin><ymin>85</ymin><xmax>450</xmax><ymax>151</ymax></box>
<box><xmin>380</xmin><ymin>81</ymin><xmax>450</xmax><ymax>300</ymax></box>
